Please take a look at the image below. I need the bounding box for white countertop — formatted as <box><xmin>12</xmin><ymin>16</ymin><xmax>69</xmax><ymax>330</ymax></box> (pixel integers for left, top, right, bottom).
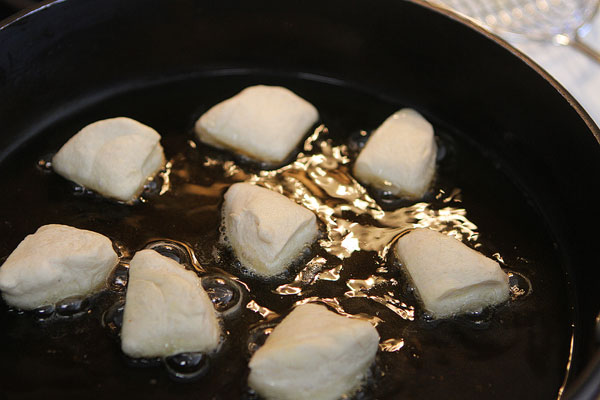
<box><xmin>507</xmin><ymin>13</ymin><xmax>600</xmax><ymax>129</ymax></box>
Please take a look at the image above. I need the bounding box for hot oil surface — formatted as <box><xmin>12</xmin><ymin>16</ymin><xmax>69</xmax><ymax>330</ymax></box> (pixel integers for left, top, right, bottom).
<box><xmin>0</xmin><ymin>74</ymin><xmax>572</xmax><ymax>399</ymax></box>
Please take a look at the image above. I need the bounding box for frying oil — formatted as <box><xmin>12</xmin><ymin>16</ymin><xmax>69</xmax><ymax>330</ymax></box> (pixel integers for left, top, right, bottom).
<box><xmin>0</xmin><ymin>74</ymin><xmax>573</xmax><ymax>399</ymax></box>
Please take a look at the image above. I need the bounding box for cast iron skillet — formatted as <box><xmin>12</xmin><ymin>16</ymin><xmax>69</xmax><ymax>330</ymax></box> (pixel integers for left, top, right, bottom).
<box><xmin>0</xmin><ymin>0</ymin><xmax>599</xmax><ymax>399</ymax></box>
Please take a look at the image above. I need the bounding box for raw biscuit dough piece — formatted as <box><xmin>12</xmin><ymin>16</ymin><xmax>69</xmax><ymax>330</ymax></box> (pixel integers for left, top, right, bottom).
<box><xmin>248</xmin><ymin>303</ymin><xmax>379</xmax><ymax>400</ymax></box>
<box><xmin>353</xmin><ymin>108</ymin><xmax>437</xmax><ymax>198</ymax></box>
<box><xmin>121</xmin><ymin>249</ymin><xmax>221</xmax><ymax>358</ymax></box>
<box><xmin>195</xmin><ymin>85</ymin><xmax>319</xmax><ymax>164</ymax></box>
<box><xmin>0</xmin><ymin>224</ymin><xmax>118</xmax><ymax>310</ymax></box>
<box><xmin>222</xmin><ymin>182</ymin><xmax>319</xmax><ymax>277</ymax></box>
<box><xmin>395</xmin><ymin>228</ymin><xmax>510</xmax><ymax>318</ymax></box>
<box><xmin>52</xmin><ymin>117</ymin><xmax>166</xmax><ymax>202</ymax></box>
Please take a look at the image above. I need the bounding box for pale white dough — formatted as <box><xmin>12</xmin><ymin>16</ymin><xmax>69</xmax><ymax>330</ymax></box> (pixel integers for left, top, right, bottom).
<box><xmin>395</xmin><ymin>228</ymin><xmax>510</xmax><ymax>318</ymax></box>
<box><xmin>0</xmin><ymin>224</ymin><xmax>118</xmax><ymax>310</ymax></box>
<box><xmin>121</xmin><ymin>249</ymin><xmax>221</xmax><ymax>358</ymax></box>
<box><xmin>52</xmin><ymin>117</ymin><xmax>166</xmax><ymax>202</ymax></box>
<box><xmin>353</xmin><ymin>108</ymin><xmax>437</xmax><ymax>198</ymax></box>
<box><xmin>195</xmin><ymin>85</ymin><xmax>319</xmax><ymax>164</ymax></box>
<box><xmin>222</xmin><ymin>182</ymin><xmax>319</xmax><ymax>277</ymax></box>
<box><xmin>248</xmin><ymin>303</ymin><xmax>380</xmax><ymax>400</ymax></box>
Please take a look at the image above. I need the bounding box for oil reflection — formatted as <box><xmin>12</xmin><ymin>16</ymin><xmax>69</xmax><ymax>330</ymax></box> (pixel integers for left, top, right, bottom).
<box><xmin>379</xmin><ymin>338</ymin><xmax>405</xmax><ymax>352</ymax></box>
<box><xmin>205</xmin><ymin>124</ymin><xmax>518</xmax><ymax>357</ymax></box>
<box><xmin>246</xmin><ymin>300</ymin><xmax>278</xmax><ymax>320</ymax></box>
<box><xmin>225</xmin><ymin>126</ymin><xmax>479</xmax><ymax>265</ymax></box>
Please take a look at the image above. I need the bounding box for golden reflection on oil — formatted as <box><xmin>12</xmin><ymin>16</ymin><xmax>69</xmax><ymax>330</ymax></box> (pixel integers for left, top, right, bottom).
<box><xmin>316</xmin><ymin>265</ymin><xmax>343</xmax><ymax>281</ymax></box>
<box><xmin>275</xmin><ymin>256</ymin><xmax>329</xmax><ymax>296</ymax></box>
<box><xmin>229</xmin><ymin>127</ymin><xmax>480</xmax><ymax>266</ymax></box>
<box><xmin>295</xmin><ymin>296</ymin><xmax>383</xmax><ymax>326</ymax></box>
<box><xmin>159</xmin><ymin>161</ymin><xmax>172</xmax><ymax>195</ymax></box>
<box><xmin>379</xmin><ymin>338</ymin><xmax>405</xmax><ymax>352</ymax></box>
<box><xmin>492</xmin><ymin>252</ymin><xmax>505</xmax><ymax>264</ymax></box>
<box><xmin>345</xmin><ymin>275</ymin><xmax>415</xmax><ymax>321</ymax></box>
<box><xmin>246</xmin><ymin>300</ymin><xmax>278</xmax><ymax>320</ymax></box>
<box><xmin>215</xmin><ymin>125</ymin><xmax>486</xmax><ymax>349</ymax></box>
<box><xmin>345</xmin><ymin>275</ymin><xmax>388</xmax><ymax>295</ymax></box>
<box><xmin>367</xmin><ymin>294</ymin><xmax>414</xmax><ymax>321</ymax></box>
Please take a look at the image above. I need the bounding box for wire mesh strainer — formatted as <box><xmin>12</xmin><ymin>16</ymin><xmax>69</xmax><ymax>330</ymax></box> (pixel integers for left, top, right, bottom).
<box><xmin>430</xmin><ymin>0</ymin><xmax>600</xmax><ymax>62</ymax></box>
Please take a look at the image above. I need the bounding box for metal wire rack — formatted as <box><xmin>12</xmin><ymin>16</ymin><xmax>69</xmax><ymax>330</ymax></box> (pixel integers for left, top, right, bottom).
<box><xmin>428</xmin><ymin>0</ymin><xmax>600</xmax><ymax>62</ymax></box>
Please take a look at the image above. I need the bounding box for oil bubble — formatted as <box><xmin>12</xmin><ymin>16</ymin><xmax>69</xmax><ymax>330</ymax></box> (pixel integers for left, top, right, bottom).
<box><xmin>145</xmin><ymin>240</ymin><xmax>192</xmax><ymax>266</ymax></box>
<box><xmin>34</xmin><ymin>304</ymin><xmax>55</xmax><ymax>319</ymax></box>
<box><xmin>72</xmin><ymin>184</ymin><xmax>94</xmax><ymax>197</ymax></box>
<box><xmin>164</xmin><ymin>352</ymin><xmax>210</xmax><ymax>382</ymax></box>
<box><xmin>55</xmin><ymin>296</ymin><xmax>90</xmax><ymax>316</ymax></box>
<box><xmin>102</xmin><ymin>299</ymin><xmax>125</xmax><ymax>337</ymax></box>
<box><xmin>456</xmin><ymin>307</ymin><xmax>494</xmax><ymax>330</ymax></box>
<box><xmin>201</xmin><ymin>275</ymin><xmax>242</xmax><ymax>314</ymax></box>
<box><xmin>109</xmin><ymin>262</ymin><xmax>129</xmax><ymax>292</ymax></box>
<box><xmin>247</xmin><ymin>323</ymin><xmax>277</xmax><ymax>356</ymax></box>
<box><xmin>36</xmin><ymin>154</ymin><xmax>54</xmax><ymax>172</ymax></box>
<box><xmin>508</xmin><ymin>271</ymin><xmax>532</xmax><ymax>300</ymax></box>
<box><xmin>420</xmin><ymin>311</ymin><xmax>440</xmax><ymax>327</ymax></box>
<box><xmin>142</xmin><ymin>176</ymin><xmax>163</xmax><ymax>197</ymax></box>
<box><xmin>347</xmin><ymin>130</ymin><xmax>369</xmax><ymax>153</ymax></box>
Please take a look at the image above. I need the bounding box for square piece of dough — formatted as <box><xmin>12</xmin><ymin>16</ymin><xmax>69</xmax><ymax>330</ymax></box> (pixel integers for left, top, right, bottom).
<box><xmin>353</xmin><ymin>108</ymin><xmax>437</xmax><ymax>198</ymax></box>
<box><xmin>121</xmin><ymin>249</ymin><xmax>221</xmax><ymax>358</ymax></box>
<box><xmin>248</xmin><ymin>303</ymin><xmax>380</xmax><ymax>400</ymax></box>
<box><xmin>222</xmin><ymin>182</ymin><xmax>319</xmax><ymax>277</ymax></box>
<box><xmin>195</xmin><ymin>85</ymin><xmax>319</xmax><ymax>164</ymax></box>
<box><xmin>395</xmin><ymin>228</ymin><xmax>510</xmax><ymax>318</ymax></box>
<box><xmin>52</xmin><ymin>117</ymin><xmax>166</xmax><ymax>202</ymax></box>
<box><xmin>0</xmin><ymin>224</ymin><xmax>118</xmax><ymax>310</ymax></box>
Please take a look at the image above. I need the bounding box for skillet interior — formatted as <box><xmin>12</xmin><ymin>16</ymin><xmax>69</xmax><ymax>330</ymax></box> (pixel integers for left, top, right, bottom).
<box><xmin>0</xmin><ymin>0</ymin><xmax>599</xmax><ymax>398</ymax></box>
